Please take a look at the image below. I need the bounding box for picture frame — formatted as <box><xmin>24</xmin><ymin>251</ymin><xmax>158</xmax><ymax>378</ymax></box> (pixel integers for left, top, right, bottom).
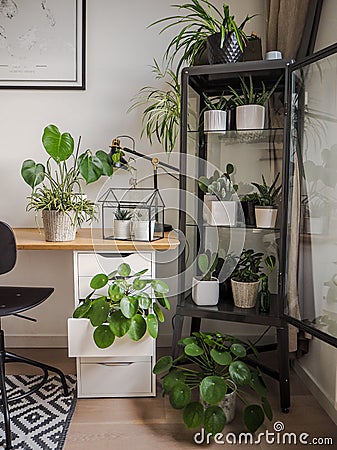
<box><xmin>0</xmin><ymin>0</ymin><xmax>86</xmax><ymax>89</ymax></box>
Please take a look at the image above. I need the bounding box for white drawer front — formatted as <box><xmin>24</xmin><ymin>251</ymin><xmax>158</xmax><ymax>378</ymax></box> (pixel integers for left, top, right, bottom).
<box><xmin>78</xmin><ymin>276</ymin><xmax>153</xmax><ymax>300</ymax></box>
<box><xmin>78</xmin><ymin>360</ymin><xmax>152</xmax><ymax>397</ymax></box>
<box><xmin>77</xmin><ymin>252</ymin><xmax>153</xmax><ymax>277</ymax></box>
<box><xmin>68</xmin><ymin>318</ymin><xmax>154</xmax><ymax>357</ymax></box>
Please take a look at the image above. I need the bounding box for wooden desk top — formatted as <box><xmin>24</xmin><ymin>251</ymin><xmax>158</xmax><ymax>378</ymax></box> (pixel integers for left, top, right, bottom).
<box><xmin>14</xmin><ymin>228</ymin><xmax>180</xmax><ymax>251</ymax></box>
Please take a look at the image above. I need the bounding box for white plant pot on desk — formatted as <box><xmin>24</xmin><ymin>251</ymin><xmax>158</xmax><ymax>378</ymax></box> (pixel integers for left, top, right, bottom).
<box><xmin>133</xmin><ymin>220</ymin><xmax>155</xmax><ymax>241</ymax></box>
<box><xmin>205</xmin><ymin>199</ymin><xmax>237</xmax><ymax>226</ymax></box>
<box><xmin>113</xmin><ymin>220</ymin><xmax>131</xmax><ymax>239</ymax></box>
<box><xmin>192</xmin><ymin>277</ymin><xmax>219</xmax><ymax>306</ymax></box>
<box><xmin>204</xmin><ymin>110</ymin><xmax>227</xmax><ymax>132</ymax></box>
<box><xmin>254</xmin><ymin>206</ymin><xmax>277</xmax><ymax>228</ymax></box>
<box><xmin>236</xmin><ymin>105</ymin><xmax>265</xmax><ymax>130</ymax></box>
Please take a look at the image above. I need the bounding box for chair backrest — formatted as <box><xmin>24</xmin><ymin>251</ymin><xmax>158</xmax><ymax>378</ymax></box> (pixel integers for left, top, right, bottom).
<box><xmin>0</xmin><ymin>221</ymin><xmax>17</xmax><ymax>275</ymax></box>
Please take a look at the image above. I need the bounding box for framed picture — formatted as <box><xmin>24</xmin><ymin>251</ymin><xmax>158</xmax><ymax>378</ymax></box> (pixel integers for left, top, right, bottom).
<box><xmin>0</xmin><ymin>0</ymin><xmax>85</xmax><ymax>89</ymax></box>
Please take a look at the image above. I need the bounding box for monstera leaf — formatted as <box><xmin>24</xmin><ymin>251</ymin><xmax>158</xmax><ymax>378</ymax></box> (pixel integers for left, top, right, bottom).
<box><xmin>42</xmin><ymin>124</ymin><xmax>74</xmax><ymax>162</ymax></box>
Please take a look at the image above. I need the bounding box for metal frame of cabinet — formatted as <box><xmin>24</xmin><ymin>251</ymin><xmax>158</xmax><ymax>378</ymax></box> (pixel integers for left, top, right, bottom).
<box><xmin>173</xmin><ymin>59</ymin><xmax>293</xmax><ymax>413</ymax></box>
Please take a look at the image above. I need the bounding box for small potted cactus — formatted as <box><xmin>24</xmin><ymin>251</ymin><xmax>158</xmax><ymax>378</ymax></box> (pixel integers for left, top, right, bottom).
<box><xmin>113</xmin><ymin>207</ymin><xmax>133</xmax><ymax>240</ymax></box>
<box><xmin>192</xmin><ymin>251</ymin><xmax>222</xmax><ymax>306</ymax></box>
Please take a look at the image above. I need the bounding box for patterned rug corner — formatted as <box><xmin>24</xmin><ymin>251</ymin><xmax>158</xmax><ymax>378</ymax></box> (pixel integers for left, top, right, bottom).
<box><xmin>0</xmin><ymin>374</ymin><xmax>77</xmax><ymax>450</ymax></box>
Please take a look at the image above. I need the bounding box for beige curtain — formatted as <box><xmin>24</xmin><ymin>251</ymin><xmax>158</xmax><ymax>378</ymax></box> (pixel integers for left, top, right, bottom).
<box><xmin>265</xmin><ymin>0</ymin><xmax>312</xmax><ymax>351</ymax></box>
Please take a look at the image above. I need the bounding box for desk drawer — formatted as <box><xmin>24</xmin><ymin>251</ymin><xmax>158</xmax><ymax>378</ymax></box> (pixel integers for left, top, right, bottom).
<box><xmin>78</xmin><ymin>358</ymin><xmax>152</xmax><ymax>397</ymax></box>
<box><xmin>68</xmin><ymin>318</ymin><xmax>154</xmax><ymax>357</ymax></box>
<box><xmin>77</xmin><ymin>252</ymin><xmax>153</xmax><ymax>277</ymax></box>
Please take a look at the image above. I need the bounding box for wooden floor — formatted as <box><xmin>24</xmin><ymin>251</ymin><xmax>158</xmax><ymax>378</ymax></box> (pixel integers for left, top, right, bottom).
<box><xmin>5</xmin><ymin>348</ymin><xmax>337</xmax><ymax>449</ymax></box>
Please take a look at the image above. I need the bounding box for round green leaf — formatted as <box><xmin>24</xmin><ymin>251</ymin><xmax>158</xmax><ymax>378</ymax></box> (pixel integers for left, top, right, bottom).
<box><xmin>229</xmin><ymin>361</ymin><xmax>251</xmax><ymax>386</ymax></box>
<box><xmin>21</xmin><ymin>160</ymin><xmax>45</xmax><ymax>188</ymax></box>
<box><xmin>183</xmin><ymin>402</ymin><xmax>204</xmax><ymax>429</ymax></box>
<box><xmin>250</xmin><ymin>371</ymin><xmax>268</xmax><ymax>397</ymax></box>
<box><xmin>184</xmin><ymin>343</ymin><xmax>204</xmax><ymax>357</ymax></box>
<box><xmin>108</xmin><ymin>284</ymin><xmax>123</xmax><ymax>302</ymax></box>
<box><xmin>73</xmin><ymin>299</ymin><xmax>92</xmax><ymax>318</ymax></box>
<box><xmin>230</xmin><ymin>343</ymin><xmax>246</xmax><ymax>358</ymax></box>
<box><xmin>151</xmin><ymin>279</ymin><xmax>169</xmax><ymax>294</ymax></box>
<box><xmin>90</xmin><ymin>273</ymin><xmax>108</xmax><ymax>290</ymax></box>
<box><xmin>109</xmin><ymin>310</ymin><xmax>131</xmax><ymax>337</ymax></box>
<box><xmin>198</xmin><ymin>253</ymin><xmax>209</xmax><ymax>274</ymax></box>
<box><xmin>120</xmin><ymin>296</ymin><xmax>139</xmax><ymax>319</ymax></box>
<box><xmin>262</xmin><ymin>397</ymin><xmax>273</xmax><ymax>421</ymax></box>
<box><xmin>118</xmin><ymin>263</ymin><xmax>131</xmax><ymax>277</ymax></box>
<box><xmin>169</xmin><ymin>382</ymin><xmax>191</xmax><ymax>409</ymax></box>
<box><xmin>88</xmin><ymin>297</ymin><xmax>109</xmax><ymax>326</ymax></box>
<box><xmin>200</xmin><ymin>376</ymin><xmax>227</xmax><ymax>405</ymax></box>
<box><xmin>153</xmin><ymin>355</ymin><xmax>173</xmax><ymax>374</ymax></box>
<box><xmin>181</xmin><ymin>336</ymin><xmax>197</xmax><ymax>346</ymax></box>
<box><xmin>133</xmin><ymin>278</ymin><xmax>147</xmax><ymax>290</ymax></box>
<box><xmin>93</xmin><ymin>324</ymin><xmax>115</xmax><ymax>349</ymax></box>
<box><xmin>204</xmin><ymin>405</ymin><xmax>226</xmax><ymax>435</ymax></box>
<box><xmin>210</xmin><ymin>349</ymin><xmax>232</xmax><ymax>366</ymax></box>
<box><xmin>162</xmin><ymin>370</ymin><xmax>185</xmax><ymax>393</ymax></box>
<box><xmin>137</xmin><ymin>292</ymin><xmax>151</xmax><ymax>309</ymax></box>
<box><xmin>128</xmin><ymin>314</ymin><xmax>146</xmax><ymax>341</ymax></box>
<box><xmin>147</xmin><ymin>313</ymin><xmax>158</xmax><ymax>339</ymax></box>
<box><xmin>243</xmin><ymin>404</ymin><xmax>265</xmax><ymax>433</ymax></box>
<box><xmin>42</xmin><ymin>124</ymin><xmax>74</xmax><ymax>162</ymax></box>
<box><xmin>226</xmin><ymin>163</ymin><xmax>234</xmax><ymax>175</ymax></box>
<box><xmin>153</xmin><ymin>302</ymin><xmax>165</xmax><ymax>322</ymax></box>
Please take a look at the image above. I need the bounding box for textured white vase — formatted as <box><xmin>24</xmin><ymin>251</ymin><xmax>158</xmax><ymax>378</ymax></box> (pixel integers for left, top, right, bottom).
<box><xmin>192</xmin><ymin>277</ymin><xmax>219</xmax><ymax>306</ymax></box>
<box><xmin>113</xmin><ymin>220</ymin><xmax>131</xmax><ymax>239</ymax></box>
<box><xmin>236</xmin><ymin>105</ymin><xmax>265</xmax><ymax>130</ymax></box>
<box><xmin>254</xmin><ymin>206</ymin><xmax>277</xmax><ymax>228</ymax></box>
<box><xmin>204</xmin><ymin>110</ymin><xmax>227</xmax><ymax>132</ymax></box>
<box><xmin>42</xmin><ymin>210</ymin><xmax>76</xmax><ymax>242</ymax></box>
<box><xmin>202</xmin><ymin>380</ymin><xmax>237</xmax><ymax>424</ymax></box>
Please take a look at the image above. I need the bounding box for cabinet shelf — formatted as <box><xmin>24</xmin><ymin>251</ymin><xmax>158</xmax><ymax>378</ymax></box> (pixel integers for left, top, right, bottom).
<box><xmin>188</xmin><ymin>128</ymin><xmax>284</xmax><ymax>144</ymax></box>
<box><xmin>186</xmin><ymin>222</ymin><xmax>280</xmax><ymax>232</ymax></box>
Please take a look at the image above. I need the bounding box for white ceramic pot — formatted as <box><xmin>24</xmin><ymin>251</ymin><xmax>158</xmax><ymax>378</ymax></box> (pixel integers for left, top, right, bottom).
<box><xmin>231</xmin><ymin>279</ymin><xmax>260</xmax><ymax>308</ymax></box>
<box><xmin>42</xmin><ymin>210</ymin><xmax>76</xmax><ymax>242</ymax></box>
<box><xmin>204</xmin><ymin>110</ymin><xmax>227</xmax><ymax>132</ymax></box>
<box><xmin>254</xmin><ymin>206</ymin><xmax>277</xmax><ymax>228</ymax></box>
<box><xmin>202</xmin><ymin>380</ymin><xmax>237</xmax><ymax>424</ymax></box>
<box><xmin>192</xmin><ymin>277</ymin><xmax>219</xmax><ymax>306</ymax></box>
<box><xmin>236</xmin><ymin>104</ymin><xmax>265</xmax><ymax>130</ymax></box>
<box><xmin>133</xmin><ymin>220</ymin><xmax>155</xmax><ymax>241</ymax></box>
<box><xmin>205</xmin><ymin>200</ymin><xmax>237</xmax><ymax>226</ymax></box>
<box><xmin>113</xmin><ymin>220</ymin><xmax>131</xmax><ymax>239</ymax></box>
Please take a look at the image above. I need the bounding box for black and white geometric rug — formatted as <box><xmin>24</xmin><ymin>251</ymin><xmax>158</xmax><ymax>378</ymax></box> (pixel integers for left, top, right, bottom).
<box><xmin>0</xmin><ymin>374</ymin><xmax>77</xmax><ymax>450</ymax></box>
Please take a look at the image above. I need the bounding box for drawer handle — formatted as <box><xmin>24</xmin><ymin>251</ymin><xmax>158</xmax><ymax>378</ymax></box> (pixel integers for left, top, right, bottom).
<box><xmin>97</xmin><ymin>253</ymin><xmax>131</xmax><ymax>258</ymax></box>
<box><xmin>98</xmin><ymin>362</ymin><xmax>134</xmax><ymax>367</ymax></box>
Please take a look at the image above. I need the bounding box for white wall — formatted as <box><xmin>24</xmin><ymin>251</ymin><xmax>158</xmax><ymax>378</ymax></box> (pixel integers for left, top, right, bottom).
<box><xmin>0</xmin><ymin>0</ymin><xmax>264</xmax><ymax>347</ymax></box>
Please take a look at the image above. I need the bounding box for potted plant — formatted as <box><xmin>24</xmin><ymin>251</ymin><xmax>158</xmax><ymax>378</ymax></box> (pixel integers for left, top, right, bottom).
<box><xmin>198</xmin><ymin>164</ymin><xmax>238</xmax><ymax>226</ymax></box>
<box><xmin>192</xmin><ymin>251</ymin><xmax>222</xmax><ymax>306</ymax></box>
<box><xmin>231</xmin><ymin>249</ymin><xmax>276</xmax><ymax>308</ymax></box>
<box><xmin>21</xmin><ymin>124</ymin><xmax>116</xmax><ymax>241</ymax></box>
<box><xmin>252</xmin><ymin>173</ymin><xmax>282</xmax><ymax>228</ymax></box>
<box><xmin>151</xmin><ymin>1</ymin><xmax>256</xmax><ymax>70</ymax></box>
<box><xmin>202</xmin><ymin>92</ymin><xmax>229</xmax><ymax>132</ymax></box>
<box><xmin>113</xmin><ymin>207</ymin><xmax>133</xmax><ymax>240</ymax></box>
<box><xmin>228</xmin><ymin>75</ymin><xmax>282</xmax><ymax>129</ymax></box>
<box><xmin>128</xmin><ymin>60</ymin><xmax>180</xmax><ymax>155</ymax></box>
<box><xmin>72</xmin><ymin>262</ymin><xmax>170</xmax><ymax>348</ymax></box>
<box><xmin>153</xmin><ymin>331</ymin><xmax>273</xmax><ymax>434</ymax></box>
<box><xmin>240</xmin><ymin>192</ymin><xmax>260</xmax><ymax>227</ymax></box>
<box><xmin>132</xmin><ymin>210</ymin><xmax>156</xmax><ymax>241</ymax></box>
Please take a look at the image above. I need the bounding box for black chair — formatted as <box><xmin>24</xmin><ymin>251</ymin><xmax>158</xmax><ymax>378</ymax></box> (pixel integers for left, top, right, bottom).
<box><xmin>0</xmin><ymin>221</ymin><xmax>69</xmax><ymax>449</ymax></box>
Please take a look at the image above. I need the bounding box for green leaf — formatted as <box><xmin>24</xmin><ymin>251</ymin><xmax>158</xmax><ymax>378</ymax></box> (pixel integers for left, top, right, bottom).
<box><xmin>155</xmin><ymin>293</ymin><xmax>171</xmax><ymax>310</ymax></box>
<box><xmin>42</xmin><ymin>124</ymin><xmax>74</xmax><ymax>162</ymax></box>
<box><xmin>153</xmin><ymin>302</ymin><xmax>164</xmax><ymax>322</ymax></box>
<box><xmin>128</xmin><ymin>314</ymin><xmax>146</xmax><ymax>341</ymax></box>
<box><xmin>204</xmin><ymin>405</ymin><xmax>226</xmax><ymax>435</ymax></box>
<box><xmin>184</xmin><ymin>343</ymin><xmax>204</xmax><ymax>357</ymax></box>
<box><xmin>95</xmin><ymin>150</ymin><xmax>113</xmax><ymax>176</ymax></box>
<box><xmin>152</xmin><ymin>279</ymin><xmax>169</xmax><ymax>294</ymax></box>
<box><xmin>118</xmin><ymin>263</ymin><xmax>131</xmax><ymax>277</ymax></box>
<box><xmin>93</xmin><ymin>324</ymin><xmax>115</xmax><ymax>349</ymax></box>
<box><xmin>169</xmin><ymin>382</ymin><xmax>191</xmax><ymax>409</ymax></box>
<box><xmin>136</xmin><ymin>292</ymin><xmax>151</xmax><ymax>309</ymax></box>
<box><xmin>198</xmin><ymin>253</ymin><xmax>209</xmax><ymax>274</ymax></box>
<box><xmin>229</xmin><ymin>361</ymin><xmax>251</xmax><ymax>386</ymax></box>
<box><xmin>183</xmin><ymin>402</ymin><xmax>204</xmax><ymax>429</ymax></box>
<box><xmin>88</xmin><ymin>297</ymin><xmax>109</xmax><ymax>326</ymax></box>
<box><xmin>181</xmin><ymin>336</ymin><xmax>197</xmax><ymax>346</ymax></box>
<box><xmin>147</xmin><ymin>313</ymin><xmax>158</xmax><ymax>339</ymax></box>
<box><xmin>120</xmin><ymin>296</ymin><xmax>139</xmax><ymax>319</ymax></box>
<box><xmin>162</xmin><ymin>370</ymin><xmax>185</xmax><ymax>393</ymax></box>
<box><xmin>90</xmin><ymin>273</ymin><xmax>108</xmax><ymax>290</ymax></box>
<box><xmin>210</xmin><ymin>349</ymin><xmax>232</xmax><ymax>366</ymax></box>
<box><xmin>200</xmin><ymin>376</ymin><xmax>227</xmax><ymax>405</ymax></box>
<box><xmin>73</xmin><ymin>299</ymin><xmax>92</xmax><ymax>318</ymax></box>
<box><xmin>133</xmin><ymin>268</ymin><xmax>149</xmax><ymax>277</ymax></box>
<box><xmin>153</xmin><ymin>355</ymin><xmax>173</xmax><ymax>374</ymax></box>
<box><xmin>250</xmin><ymin>371</ymin><xmax>268</xmax><ymax>397</ymax></box>
<box><xmin>108</xmin><ymin>284</ymin><xmax>123</xmax><ymax>302</ymax></box>
<box><xmin>262</xmin><ymin>397</ymin><xmax>273</xmax><ymax>421</ymax></box>
<box><xmin>230</xmin><ymin>343</ymin><xmax>246</xmax><ymax>358</ymax></box>
<box><xmin>78</xmin><ymin>152</ymin><xmax>103</xmax><ymax>184</ymax></box>
<box><xmin>133</xmin><ymin>278</ymin><xmax>147</xmax><ymax>290</ymax></box>
<box><xmin>21</xmin><ymin>160</ymin><xmax>45</xmax><ymax>188</ymax></box>
<box><xmin>243</xmin><ymin>404</ymin><xmax>265</xmax><ymax>433</ymax></box>
<box><xmin>109</xmin><ymin>310</ymin><xmax>131</xmax><ymax>337</ymax></box>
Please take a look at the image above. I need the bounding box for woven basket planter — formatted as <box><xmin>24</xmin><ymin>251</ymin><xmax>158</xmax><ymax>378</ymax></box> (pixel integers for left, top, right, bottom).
<box><xmin>231</xmin><ymin>279</ymin><xmax>260</xmax><ymax>308</ymax></box>
<box><xmin>42</xmin><ymin>210</ymin><xmax>76</xmax><ymax>242</ymax></box>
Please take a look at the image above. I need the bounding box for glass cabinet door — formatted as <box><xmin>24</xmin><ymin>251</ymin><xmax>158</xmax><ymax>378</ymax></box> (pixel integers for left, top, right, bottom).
<box><xmin>285</xmin><ymin>43</ymin><xmax>337</xmax><ymax>346</ymax></box>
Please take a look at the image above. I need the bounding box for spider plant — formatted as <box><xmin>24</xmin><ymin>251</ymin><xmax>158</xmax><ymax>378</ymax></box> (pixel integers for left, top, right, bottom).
<box><xmin>228</xmin><ymin>75</ymin><xmax>282</xmax><ymax>107</ymax></box>
<box><xmin>128</xmin><ymin>60</ymin><xmax>180</xmax><ymax>155</ymax></box>
<box><xmin>150</xmin><ymin>1</ymin><xmax>255</xmax><ymax>73</ymax></box>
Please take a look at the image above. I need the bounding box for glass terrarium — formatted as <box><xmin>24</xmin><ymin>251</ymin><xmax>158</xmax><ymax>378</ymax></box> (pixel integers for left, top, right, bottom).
<box><xmin>98</xmin><ymin>188</ymin><xmax>165</xmax><ymax>241</ymax></box>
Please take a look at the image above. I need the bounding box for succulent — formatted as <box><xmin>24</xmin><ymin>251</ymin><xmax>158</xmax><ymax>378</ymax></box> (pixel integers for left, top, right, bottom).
<box><xmin>251</xmin><ymin>173</ymin><xmax>282</xmax><ymax>207</ymax></box>
<box><xmin>198</xmin><ymin>164</ymin><xmax>238</xmax><ymax>201</ymax></box>
<box><xmin>231</xmin><ymin>249</ymin><xmax>276</xmax><ymax>283</ymax></box>
<box><xmin>114</xmin><ymin>208</ymin><xmax>133</xmax><ymax>221</ymax></box>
